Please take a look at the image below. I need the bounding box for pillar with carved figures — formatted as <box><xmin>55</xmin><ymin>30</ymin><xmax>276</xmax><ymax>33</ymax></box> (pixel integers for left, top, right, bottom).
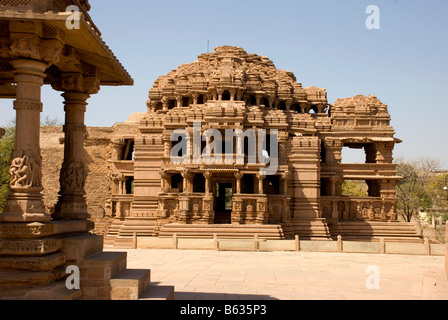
<box><xmin>0</xmin><ymin>59</ymin><xmax>50</xmax><ymax>222</ymax></box>
<box><xmin>52</xmin><ymin>68</ymin><xmax>100</xmax><ymax>221</ymax></box>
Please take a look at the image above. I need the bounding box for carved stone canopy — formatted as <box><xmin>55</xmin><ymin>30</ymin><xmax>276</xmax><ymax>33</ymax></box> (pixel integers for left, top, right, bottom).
<box><xmin>147</xmin><ymin>46</ymin><xmax>328</xmax><ymax>111</ymax></box>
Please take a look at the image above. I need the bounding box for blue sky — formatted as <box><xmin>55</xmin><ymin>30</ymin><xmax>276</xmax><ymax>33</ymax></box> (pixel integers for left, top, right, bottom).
<box><xmin>1</xmin><ymin>0</ymin><xmax>447</xmax><ymax>167</ymax></box>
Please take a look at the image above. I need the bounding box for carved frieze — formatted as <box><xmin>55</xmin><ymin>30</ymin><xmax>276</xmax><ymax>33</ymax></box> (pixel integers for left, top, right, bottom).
<box><xmin>9</xmin><ymin>33</ymin><xmax>40</xmax><ymax>60</ymax></box>
<box><xmin>59</xmin><ymin>161</ymin><xmax>87</xmax><ymax>194</ymax></box>
<box><xmin>0</xmin><ymin>238</ymin><xmax>62</xmax><ymax>256</ymax></box>
<box><xmin>63</xmin><ymin>123</ymin><xmax>87</xmax><ymax>134</ymax></box>
<box><xmin>13</xmin><ymin>100</ymin><xmax>43</xmax><ymax>112</ymax></box>
<box><xmin>0</xmin><ymin>223</ymin><xmax>54</xmax><ymax>239</ymax></box>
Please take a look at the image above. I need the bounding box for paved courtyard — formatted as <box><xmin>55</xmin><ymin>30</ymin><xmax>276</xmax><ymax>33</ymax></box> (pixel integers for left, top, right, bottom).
<box><xmin>110</xmin><ymin>249</ymin><xmax>448</xmax><ymax>300</ymax></box>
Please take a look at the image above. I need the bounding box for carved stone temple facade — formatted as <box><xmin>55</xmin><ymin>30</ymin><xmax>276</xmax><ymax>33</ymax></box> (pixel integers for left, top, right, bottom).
<box><xmin>0</xmin><ymin>1</ymin><xmax>173</xmax><ymax>300</ymax></box>
<box><xmin>105</xmin><ymin>46</ymin><xmax>423</xmax><ymax>246</ymax></box>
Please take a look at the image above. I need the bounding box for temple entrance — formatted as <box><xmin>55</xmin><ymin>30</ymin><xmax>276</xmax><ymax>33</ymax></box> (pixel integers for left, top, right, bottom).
<box><xmin>215</xmin><ymin>183</ymin><xmax>233</xmax><ymax>224</ymax></box>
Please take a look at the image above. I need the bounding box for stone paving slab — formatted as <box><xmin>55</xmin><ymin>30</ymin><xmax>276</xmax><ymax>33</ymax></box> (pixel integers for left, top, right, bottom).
<box><xmin>106</xmin><ymin>249</ymin><xmax>448</xmax><ymax>300</ymax></box>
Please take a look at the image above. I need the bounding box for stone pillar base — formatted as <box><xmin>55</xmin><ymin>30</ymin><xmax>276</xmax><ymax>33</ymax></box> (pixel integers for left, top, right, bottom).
<box><xmin>0</xmin><ymin>220</ymin><xmax>94</xmax><ymax>290</ymax></box>
<box><xmin>53</xmin><ymin>194</ymin><xmax>90</xmax><ymax>221</ymax></box>
<box><xmin>0</xmin><ymin>192</ymin><xmax>51</xmax><ymax>222</ymax></box>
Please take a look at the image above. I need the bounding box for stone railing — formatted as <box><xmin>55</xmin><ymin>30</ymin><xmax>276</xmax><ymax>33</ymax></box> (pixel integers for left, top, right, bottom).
<box><xmin>158</xmin><ymin>193</ymin><xmax>214</xmax><ymax>224</ymax></box>
<box><xmin>110</xmin><ymin>194</ymin><xmax>133</xmax><ymax>218</ymax></box>
<box><xmin>232</xmin><ymin>194</ymin><xmax>268</xmax><ymax>225</ymax></box>
<box><xmin>157</xmin><ymin>193</ymin><xmax>289</xmax><ymax>225</ymax></box>
<box><xmin>320</xmin><ymin>196</ymin><xmax>398</xmax><ymax>222</ymax></box>
<box><xmin>321</xmin><ymin>163</ymin><xmax>398</xmax><ymax>177</ymax></box>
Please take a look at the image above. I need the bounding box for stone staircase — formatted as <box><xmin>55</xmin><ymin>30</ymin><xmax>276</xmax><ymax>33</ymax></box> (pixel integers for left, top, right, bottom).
<box><xmin>328</xmin><ymin>221</ymin><xmax>424</xmax><ymax>242</ymax></box>
<box><xmin>104</xmin><ymin>219</ymin><xmax>156</xmax><ymax>249</ymax></box>
<box><xmin>158</xmin><ymin>224</ymin><xmax>286</xmax><ymax>240</ymax></box>
<box><xmin>290</xmin><ymin>218</ymin><xmax>333</xmax><ymax>240</ymax></box>
<box><xmin>65</xmin><ymin>234</ymin><xmax>174</xmax><ymax>300</ymax></box>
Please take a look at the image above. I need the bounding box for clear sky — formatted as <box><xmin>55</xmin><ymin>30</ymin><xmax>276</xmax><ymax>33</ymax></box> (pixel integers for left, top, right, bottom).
<box><xmin>1</xmin><ymin>0</ymin><xmax>447</xmax><ymax>167</ymax></box>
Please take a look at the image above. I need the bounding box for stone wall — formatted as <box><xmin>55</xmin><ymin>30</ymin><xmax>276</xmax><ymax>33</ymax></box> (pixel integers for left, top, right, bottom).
<box><xmin>41</xmin><ymin>126</ymin><xmax>113</xmax><ymax>234</ymax></box>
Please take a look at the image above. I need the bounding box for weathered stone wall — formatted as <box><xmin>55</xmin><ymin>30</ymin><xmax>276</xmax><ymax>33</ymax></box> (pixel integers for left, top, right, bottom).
<box><xmin>41</xmin><ymin>126</ymin><xmax>114</xmax><ymax>234</ymax></box>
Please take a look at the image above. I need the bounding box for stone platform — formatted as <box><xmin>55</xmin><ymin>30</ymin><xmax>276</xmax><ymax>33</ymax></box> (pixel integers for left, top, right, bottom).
<box><xmin>0</xmin><ymin>221</ymin><xmax>174</xmax><ymax>300</ymax></box>
<box><xmin>120</xmin><ymin>249</ymin><xmax>448</xmax><ymax>300</ymax></box>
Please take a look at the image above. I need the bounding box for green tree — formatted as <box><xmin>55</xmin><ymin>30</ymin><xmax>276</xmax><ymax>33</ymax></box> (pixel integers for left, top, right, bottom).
<box><xmin>342</xmin><ymin>180</ymin><xmax>368</xmax><ymax>197</ymax></box>
<box><xmin>396</xmin><ymin>157</ymin><xmax>438</xmax><ymax>222</ymax></box>
<box><xmin>0</xmin><ymin>124</ymin><xmax>15</xmax><ymax>211</ymax></box>
<box><xmin>425</xmin><ymin>172</ymin><xmax>448</xmax><ymax>222</ymax></box>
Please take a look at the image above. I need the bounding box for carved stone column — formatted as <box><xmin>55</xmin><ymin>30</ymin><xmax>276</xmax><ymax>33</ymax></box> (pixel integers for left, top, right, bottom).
<box><xmin>281</xmin><ymin>171</ymin><xmax>290</xmax><ymax>196</ymax></box>
<box><xmin>181</xmin><ymin>169</ymin><xmax>191</xmax><ymax>194</ymax></box>
<box><xmin>235</xmin><ymin>172</ymin><xmax>243</xmax><ymax>194</ymax></box>
<box><xmin>53</xmin><ymin>92</ymin><xmax>89</xmax><ymax>220</ymax></box>
<box><xmin>1</xmin><ymin>59</ymin><xmax>50</xmax><ymax>222</ymax></box>
<box><xmin>52</xmin><ymin>70</ymin><xmax>100</xmax><ymax>221</ymax></box>
<box><xmin>257</xmin><ymin>173</ymin><xmax>265</xmax><ymax>195</ymax></box>
<box><xmin>204</xmin><ymin>171</ymin><xmax>212</xmax><ymax>194</ymax></box>
<box><xmin>160</xmin><ymin>170</ymin><xmax>168</xmax><ymax>193</ymax></box>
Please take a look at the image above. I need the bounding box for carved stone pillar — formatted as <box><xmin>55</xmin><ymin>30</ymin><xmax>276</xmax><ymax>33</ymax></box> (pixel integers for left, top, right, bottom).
<box><xmin>53</xmin><ymin>92</ymin><xmax>90</xmax><ymax>221</ymax></box>
<box><xmin>329</xmin><ymin>176</ymin><xmax>337</xmax><ymax>196</ymax></box>
<box><xmin>235</xmin><ymin>172</ymin><xmax>243</xmax><ymax>194</ymax></box>
<box><xmin>160</xmin><ymin>170</ymin><xmax>168</xmax><ymax>193</ymax></box>
<box><xmin>161</xmin><ymin>96</ymin><xmax>168</xmax><ymax>112</ymax></box>
<box><xmin>1</xmin><ymin>59</ymin><xmax>50</xmax><ymax>222</ymax></box>
<box><xmin>257</xmin><ymin>173</ymin><xmax>265</xmax><ymax>195</ymax></box>
<box><xmin>281</xmin><ymin>171</ymin><xmax>290</xmax><ymax>196</ymax></box>
<box><xmin>112</xmin><ymin>138</ymin><xmax>125</xmax><ymax>161</ymax></box>
<box><xmin>229</xmin><ymin>88</ymin><xmax>236</xmax><ymax>101</ymax></box>
<box><xmin>52</xmin><ymin>69</ymin><xmax>100</xmax><ymax>221</ymax></box>
<box><xmin>204</xmin><ymin>171</ymin><xmax>212</xmax><ymax>194</ymax></box>
<box><xmin>181</xmin><ymin>170</ymin><xmax>191</xmax><ymax>194</ymax></box>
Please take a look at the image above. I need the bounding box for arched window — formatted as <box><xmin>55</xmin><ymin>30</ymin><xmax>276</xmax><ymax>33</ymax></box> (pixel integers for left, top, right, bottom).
<box><xmin>222</xmin><ymin>90</ymin><xmax>231</xmax><ymax>101</ymax></box>
<box><xmin>310</xmin><ymin>105</ymin><xmax>318</xmax><ymax>114</ymax></box>
<box><xmin>182</xmin><ymin>97</ymin><xmax>190</xmax><ymax>107</ymax></box>
<box><xmin>250</xmin><ymin>95</ymin><xmax>257</xmax><ymax>106</ymax></box>
<box><xmin>168</xmin><ymin>99</ymin><xmax>176</xmax><ymax>110</ymax></box>
<box><xmin>279</xmin><ymin>101</ymin><xmax>287</xmax><ymax>111</ymax></box>
<box><xmin>242</xmin><ymin>175</ymin><xmax>255</xmax><ymax>194</ymax></box>
<box><xmin>193</xmin><ymin>174</ymin><xmax>206</xmax><ymax>193</ymax></box>
<box><xmin>171</xmin><ymin>174</ymin><xmax>184</xmax><ymax>192</ymax></box>
<box><xmin>292</xmin><ymin>104</ymin><xmax>301</xmax><ymax>114</ymax></box>
<box><xmin>155</xmin><ymin>102</ymin><xmax>163</xmax><ymax>112</ymax></box>
<box><xmin>263</xmin><ymin>97</ymin><xmax>270</xmax><ymax>108</ymax></box>
<box><xmin>197</xmin><ymin>95</ymin><xmax>204</xmax><ymax>104</ymax></box>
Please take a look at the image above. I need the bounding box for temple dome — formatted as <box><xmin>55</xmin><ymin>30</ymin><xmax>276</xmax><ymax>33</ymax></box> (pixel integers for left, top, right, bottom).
<box><xmin>147</xmin><ymin>46</ymin><xmax>328</xmax><ymax>111</ymax></box>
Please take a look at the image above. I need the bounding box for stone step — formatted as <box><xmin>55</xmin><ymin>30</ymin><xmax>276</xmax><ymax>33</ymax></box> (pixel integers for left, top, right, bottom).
<box><xmin>139</xmin><ymin>285</ymin><xmax>175</xmax><ymax>301</ymax></box>
<box><xmin>340</xmin><ymin>236</ymin><xmax>424</xmax><ymax>243</ymax></box>
<box><xmin>80</xmin><ymin>252</ymin><xmax>128</xmax><ymax>300</ymax></box>
<box><xmin>158</xmin><ymin>224</ymin><xmax>285</xmax><ymax>240</ymax></box>
<box><xmin>290</xmin><ymin>219</ymin><xmax>332</xmax><ymax>239</ymax></box>
<box><xmin>62</xmin><ymin>234</ymin><xmax>104</xmax><ymax>266</ymax></box>
<box><xmin>110</xmin><ymin>269</ymin><xmax>151</xmax><ymax>300</ymax></box>
<box><xmin>328</xmin><ymin>221</ymin><xmax>423</xmax><ymax>242</ymax></box>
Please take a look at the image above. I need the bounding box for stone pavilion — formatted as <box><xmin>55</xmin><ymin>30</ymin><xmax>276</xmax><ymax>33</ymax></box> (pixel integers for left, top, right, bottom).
<box><xmin>0</xmin><ymin>0</ymin><xmax>173</xmax><ymax>300</ymax></box>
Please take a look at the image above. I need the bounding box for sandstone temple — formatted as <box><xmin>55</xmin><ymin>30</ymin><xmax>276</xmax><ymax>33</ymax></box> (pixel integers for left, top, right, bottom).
<box><xmin>103</xmin><ymin>45</ymin><xmax>423</xmax><ymax>246</ymax></box>
<box><xmin>0</xmin><ymin>0</ymin><xmax>427</xmax><ymax>301</ymax></box>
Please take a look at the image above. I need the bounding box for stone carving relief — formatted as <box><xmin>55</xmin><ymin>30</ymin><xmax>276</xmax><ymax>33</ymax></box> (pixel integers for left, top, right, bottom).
<box><xmin>59</xmin><ymin>161</ymin><xmax>86</xmax><ymax>193</ymax></box>
<box><xmin>9</xmin><ymin>155</ymin><xmax>42</xmax><ymax>189</ymax></box>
